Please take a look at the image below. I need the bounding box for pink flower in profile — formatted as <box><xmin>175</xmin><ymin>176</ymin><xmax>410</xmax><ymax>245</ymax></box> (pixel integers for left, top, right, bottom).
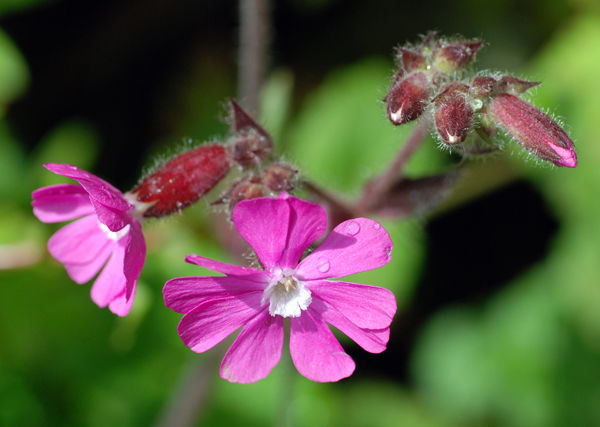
<box><xmin>32</xmin><ymin>164</ymin><xmax>146</xmax><ymax>316</ymax></box>
<box><xmin>164</xmin><ymin>195</ymin><xmax>396</xmax><ymax>383</ymax></box>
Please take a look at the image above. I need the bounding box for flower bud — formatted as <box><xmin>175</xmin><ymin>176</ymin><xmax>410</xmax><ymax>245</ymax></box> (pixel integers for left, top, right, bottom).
<box><xmin>213</xmin><ymin>163</ymin><xmax>298</xmax><ymax>211</ymax></box>
<box><xmin>396</xmin><ymin>48</ymin><xmax>427</xmax><ymax>73</ymax></box>
<box><xmin>260</xmin><ymin>163</ymin><xmax>298</xmax><ymax>193</ymax></box>
<box><xmin>434</xmin><ymin>83</ymin><xmax>474</xmax><ymax>145</ymax></box>
<box><xmin>232</xmin><ymin>135</ymin><xmax>273</xmax><ymax>169</ymax></box>
<box><xmin>131</xmin><ymin>144</ymin><xmax>232</xmax><ymax>218</ymax></box>
<box><xmin>496</xmin><ymin>76</ymin><xmax>540</xmax><ymax>96</ymax></box>
<box><xmin>470</xmin><ymin>76</ymin><xmax>498</xmax><ymax>98</ymax></box>
<box><xmin>385</xmin><ymin>71</ymin><xmax>431</xmax><ymax>125</ymax></box>
<box><xmin>225</xmin><ymin>181</ymin><xmax>270</xmax><ymax>211</ymax></box>
<box><xmin>490</xmin><ymin>93</ymin><xmax>577</xmax><ymax>168</ymax></box>
<box><xmin>434</xmin><ymin>40</ymin><xmax>482</xmax><ymax>73</ymax></box>
<box><xmin>229</xmin><ymin>99</ymin><xmax>273</xmax><ymax>168</ymax></box>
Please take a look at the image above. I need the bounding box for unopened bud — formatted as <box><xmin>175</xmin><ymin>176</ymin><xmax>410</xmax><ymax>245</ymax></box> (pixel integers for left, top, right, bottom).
<box><xmin>396</xmin><ymin>48</ymin><xmax>427</xmax><ymax>73</ymax></box>
<box><xmin>225</xmin><ymin>181</ymin><xmax>270</xmax><ymax>211</ymax></box>
<box><xmin>385</xmin><ymin>71</ymin><xmax>431</xmax><ymax>125</ymax></box>
<box><xmin>131</xmin><ymin>144</ymin><xmax>232</xmax><ymax>218</ymax></box>
<box><xmin>434</xmin><ymin>83</ymin><xmax>474</xmax><ymax>145</ymax></box>
<box><xmin>490</xmin><ymin>93</ymin><xmax>577</xmax><ymax>168</ymax></box>
<box><xmin>228</xmin><ymin>99</ymin><xmax>273</xmax><ymax>168</ymax></box>
<box><xmin>213</xmin><ymin>163</ymin><xmax>298</xmax><ymax>212</ymax></box>
<box><xmin>260</xmin><ymin>163</ymin><xmax>297</xmax><ymax>193</ymax></box>
<box><xmin>496</xmin><ymin>76</ymin><xmax>540</xmax><ymax>96</ymax></box>
<box><xmin>232</xmin><ymin>135</ymin><xmax>273</xmax><ymax>168</ymax></box>
<box><xmin>434</xmin><ymin>40</ymin><xmax>482</xmax><ymax>73</ymax></box>
<box><xmin>470</xmin><ymin>76</ymin><xmax>498</xmax><ymax>98</ymax></box>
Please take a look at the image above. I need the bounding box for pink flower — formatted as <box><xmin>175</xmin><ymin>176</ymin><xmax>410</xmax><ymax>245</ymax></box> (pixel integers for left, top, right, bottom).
<box><xmin>164</xmin><ymin>195</ymin><xmax>396</xmax><ymax>383</ymax></box>
<box><xmin>32</xmin><ymin>164</ymin><xmax>146</xmax><ymax>316</ymax></box>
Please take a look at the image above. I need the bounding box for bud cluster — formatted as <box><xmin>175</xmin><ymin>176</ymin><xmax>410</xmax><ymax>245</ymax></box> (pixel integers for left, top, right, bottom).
<box><xmin>128</xmin><ymin>100</ymin><xmax>297</xmax><ymax>219</ymax></box>
<box><xmin>384</xmin><ymin>33</ymin><xmax>577</xmax><ymax>168</ymax></box>
<box><xmin>213</xmin><ymin>163</ymin><xmax>298</xmax><ymax>211</ymax></box>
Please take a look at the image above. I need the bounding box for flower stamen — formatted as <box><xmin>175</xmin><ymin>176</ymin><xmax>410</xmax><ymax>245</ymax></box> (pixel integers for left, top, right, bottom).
<box><xmin>263</xmin><ymin>272</ymin><xmax>311</xmax><ymax>318</ymax></box>
<box><xmin>280</xmin><ymin>275</ymin><xmax>297</xmax><ymax>292</ymax></box>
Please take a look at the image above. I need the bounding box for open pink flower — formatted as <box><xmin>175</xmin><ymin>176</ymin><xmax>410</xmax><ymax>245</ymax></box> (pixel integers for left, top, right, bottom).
<box><xmin>164</xmin><ymin>195</ymin><xmax>396</xmax><ymax>383</ymax></box>
<box><xmin>32</xmin><ymin>164</ymin><xmax>146</xmax><ymax>316</ymax></box>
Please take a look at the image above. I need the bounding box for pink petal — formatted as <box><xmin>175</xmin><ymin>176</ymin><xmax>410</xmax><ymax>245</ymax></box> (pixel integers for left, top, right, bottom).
<box><xmin>91</xmin><ymin>198</ymin><xmax>131</xmax><ymax>232</ymax></box>
<box><xmin>185</xmin><ymin>254</ymin><xmax>265</xmax><ymax>277</ymax></box>
<box><xmin>108</xmin><ymin>281</ymin><xmax>136</xmax><ymax>316</ymax></box>
<box><xmin>310</xmin><ymin>298</ymin><xmax>389</xmax><ymax>353</ymax></box>
<box><xmin>278</xmin><ymin>196</ymin><xmax>327</xmax><ymax>269</ymax></box>
<box><xmin>233</xmin><ymin>198</ymin><xmax>290</xmax><ymax>269</ymax></box>
<box><xmin>32</xmin><ymin>184</ymin><xmax>94</xmax><ymax>223</ymax></box>
<box><xmin>164</xmin><ymin>275</ymin><xmax>267</xmax><ymax>314</ymax></box>
<box><xmin>220</xmin><ymin>311</ymin><xmax>284</xmax><ymax>384</ymax></box>
<box><xmin>32</xmin><ymin>183</ymin><xmax>87</xmax><ymax>200</ymax></box>
<box><xmin>124</xmin><ymin>221</ymin><xmax>145</xmax><ymax>301</ymax></box>
<box><xmin>297</xmin><ymin>218</ymin><xmax>393</xmax><ymax>280</ymax></box>
<box><xmin>48</xmin><ymin>215</ymin><xmax>111</xmax><ymax>264</ymax></box>
<box><xmin>90</xmin><ymin>239</ymin><xmax>127</xmax><ymax>308</ymax></box>
<box><xmin>308</xmin><ymin>280</ymin><xmax>396</xmax><ymax>329</ymax></box>
<box><xmin>289</xmin><ymin>307</ymin><xmax>355</xmax><ymax>382</ymax></box>
<box><xmin>178</xmin><ymin>293</ymin><xmax>264</xmax><ymax>353</ymax></box>
<box><xmin>44</xmin><ymin>163</ymin><xmax>130</xmax><ymax>211</ymax></box>
<box><xmin>64</xmin><ymin>241</ymin><xmax>115</xmax><ymax>284</ymax></box>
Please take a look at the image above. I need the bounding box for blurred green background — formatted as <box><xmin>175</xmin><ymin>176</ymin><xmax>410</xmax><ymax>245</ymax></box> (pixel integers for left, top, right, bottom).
<box><xmin>1</xmin><ymin>0</ymin><xmax>600</xmax><ymax>426</ymax></box>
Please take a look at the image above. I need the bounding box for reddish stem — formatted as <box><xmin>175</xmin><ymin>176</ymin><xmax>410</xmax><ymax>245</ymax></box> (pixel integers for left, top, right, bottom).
<box><xmin>357</xmin><ymin>116</ymin><xmax>431</xmax><ymax>214</ymax></box>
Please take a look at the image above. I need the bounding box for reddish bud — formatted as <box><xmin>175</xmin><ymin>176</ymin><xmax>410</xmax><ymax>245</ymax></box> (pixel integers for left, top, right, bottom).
<box><xmin>385</xmin><ymin>71</ymin><xmax>431</xmax><ymax>125</ymax></box>
<box><xmin>213</xmin><ymin>163</ymin><xmax>298</xmax><ymax>211</ymax></box>
<box><xmin>434</xmin><ymin>83</ymin><xmax>474</xmax><ymax>145</ymax></box>
<box><xmin>260</xmin><ymin>163</ymin><xmax>298</xmax><ymax>193</ymax></box>
<box><xmin>470</xmin><ymin>76</ymin><xmax>498</xmax><ymax>98</ymax></box>
<box><xmin>229</xmin><ymin>100</ymin><xmax>273</xmax><ymax>168</ymax></box>
<box><xmin>396</xmin><ymin>48</ymin><xmax>427</xmax><ymax>73</ymax></box>
<box><xmin>434</xmin><ymin>40</ymin><xmax>482</xmax><ymax>73</ymax></box>
<box><xmin>232</xmin><ymin>135</ymin><xmax>273</xmax><ymax>168</ymax></box>
<box><xmin>223</xmin><ymin>181</ymin><xmax>270</xmax><ymax>211</ymax></box>
<box><xmin>131</xmin><ymin>144</ymin><xmax>232</xmax><ymax>218</ymax></box>
<box><xmin>496</xmin><ymin>76</ymin><xmax>540</xmax><ymax>96</ymax></box>
<box><xmin>490</xmin><ymin>93</ymin><xmax>577</xmax><ymax>168</ymax></box>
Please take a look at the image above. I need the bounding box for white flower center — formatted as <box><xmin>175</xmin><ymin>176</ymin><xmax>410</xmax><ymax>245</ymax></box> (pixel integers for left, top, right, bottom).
<box><xmin>98</xmin><ymin>222</ymin><xmax>130</xmax><ymax>241</ymax></box>
<box><xmin>262</xmin><ymin>269</ymin><xmax>311</xmax><ymax>318</ymax></box>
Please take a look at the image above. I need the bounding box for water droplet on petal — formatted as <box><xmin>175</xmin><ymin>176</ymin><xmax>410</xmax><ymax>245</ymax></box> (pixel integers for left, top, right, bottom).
<box><xmin>344</xmin><ymin>220</ymin><xmax>360</xmax><ymax>236</ymax></box>
<box><xmin>373</xmin><ymin>222</ymin><xmax>381</xmax><ymax>230</ymax></box>
<box><xmin>316</xmin><ymin>257</ymin><xmax>330</xmax><ymax>273</ymax></box>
